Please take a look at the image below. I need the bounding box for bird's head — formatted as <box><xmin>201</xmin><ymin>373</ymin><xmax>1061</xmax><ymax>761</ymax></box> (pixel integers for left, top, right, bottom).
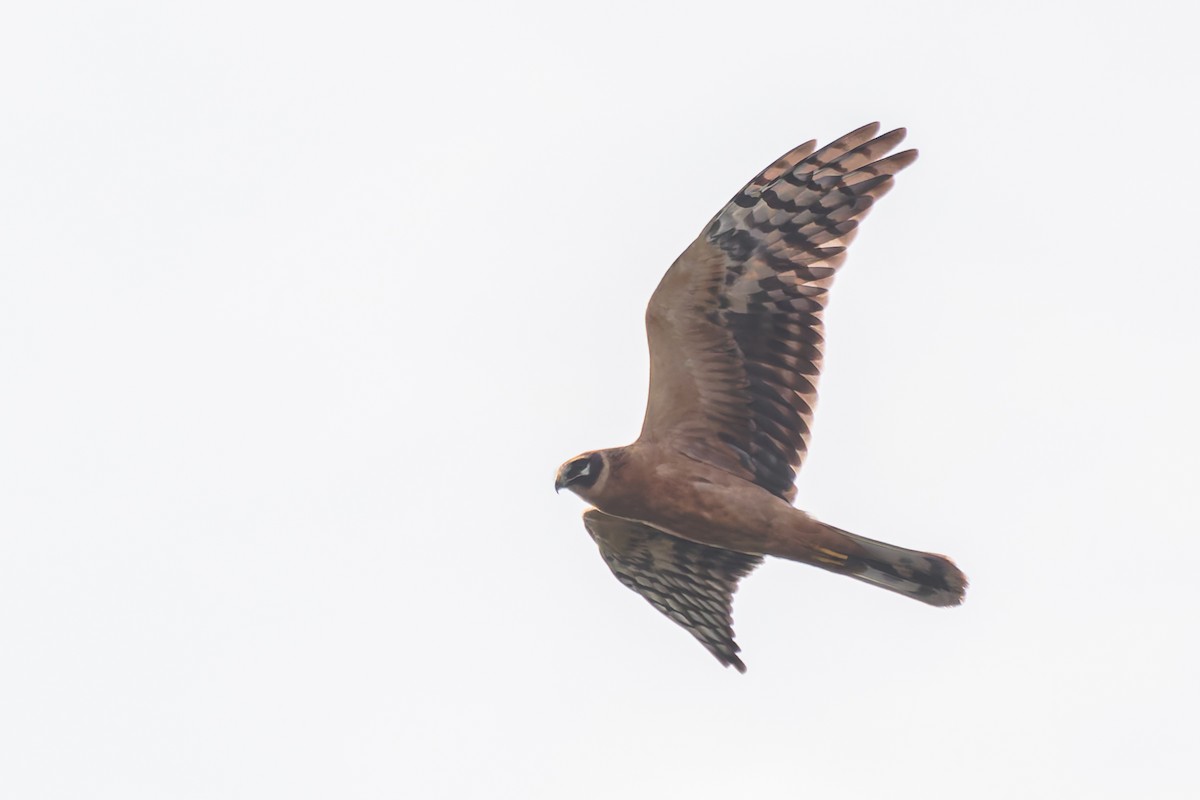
<box><xmin>555</xmin><ymin>451</ymin><xmax>606</xmax><ymax>499</ymax></box>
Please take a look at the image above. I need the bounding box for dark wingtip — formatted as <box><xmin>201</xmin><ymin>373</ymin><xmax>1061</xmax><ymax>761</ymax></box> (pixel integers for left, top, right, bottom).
<box><xmin>727</xmin><ymin>654</ymin><xmax>748</xmax><ymax>673</ymax></box>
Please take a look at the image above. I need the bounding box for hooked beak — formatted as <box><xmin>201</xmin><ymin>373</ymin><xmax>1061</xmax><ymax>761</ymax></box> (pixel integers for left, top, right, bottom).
<box><xmin>554</xmin><ymin>465</ymin><xmax>568</xmax><ymax>493</ymax></box>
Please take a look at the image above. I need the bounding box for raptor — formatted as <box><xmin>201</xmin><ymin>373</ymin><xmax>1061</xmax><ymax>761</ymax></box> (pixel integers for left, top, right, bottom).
<box><xmin>556</xmin><ymin>123</ymin><xmax>966</xmax><ymax>672</ymax></box>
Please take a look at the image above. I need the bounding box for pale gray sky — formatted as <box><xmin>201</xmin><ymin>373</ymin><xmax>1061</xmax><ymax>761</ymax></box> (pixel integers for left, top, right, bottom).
<box><xmin>3</xmin><ymin>1</ymin><xmax>1198</xmax><ymax>798</ymax></box>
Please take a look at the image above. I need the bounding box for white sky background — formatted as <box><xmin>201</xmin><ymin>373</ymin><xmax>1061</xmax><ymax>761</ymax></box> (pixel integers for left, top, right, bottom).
<box><xmin>2</xmin><ymin>1</ymin><xmax>1198</xmax><ymax>797</ymax></box>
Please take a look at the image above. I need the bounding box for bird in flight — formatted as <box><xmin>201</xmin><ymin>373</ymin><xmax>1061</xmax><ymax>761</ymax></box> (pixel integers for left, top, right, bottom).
<box><xmin>555</xmin><ymin>123</ymin><xmax>966</xmax><ymax>672</ymax></box>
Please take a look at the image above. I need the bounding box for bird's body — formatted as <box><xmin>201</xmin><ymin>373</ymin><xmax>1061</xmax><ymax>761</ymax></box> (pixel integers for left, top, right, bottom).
<box><xmin>556</xmin><ymin>123</ymin><xmax>966</xmax><ymax>671</ymax></box>
<box><xmin>569</xmin><ymin>443</ymin><xmax>794</xmax><ymax>556</ymax></box>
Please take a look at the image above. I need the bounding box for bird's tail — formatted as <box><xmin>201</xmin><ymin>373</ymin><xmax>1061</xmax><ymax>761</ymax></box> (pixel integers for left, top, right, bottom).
<box><xmin>809</xmin><ymin>523</ymin><xmax>967</xmax><ymax>607</ymax></box>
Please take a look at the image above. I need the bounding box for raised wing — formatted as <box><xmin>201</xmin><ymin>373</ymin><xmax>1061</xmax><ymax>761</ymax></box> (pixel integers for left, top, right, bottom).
<box><xmin>639</xmin><ymin>123</ymin><xmax>916</xmax><ymax>501</ymax></box>
<box><xmin>582</xmin><ymin>509</ymin><xmax>762</xmax><ymax>672</ymax></box>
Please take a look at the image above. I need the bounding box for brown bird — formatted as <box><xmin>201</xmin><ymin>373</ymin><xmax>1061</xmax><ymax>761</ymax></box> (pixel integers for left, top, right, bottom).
<box><xmin>555</xmin><ymin>123</ymin><xmax>966</xmax><ymax>672</ymax></box>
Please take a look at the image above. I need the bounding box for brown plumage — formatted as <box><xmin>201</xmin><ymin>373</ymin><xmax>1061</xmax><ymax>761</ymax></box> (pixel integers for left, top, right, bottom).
<box><xmin>556</xmin><ymin>123</ymin><xmax>966</xmax><ymax>672</ymax></box>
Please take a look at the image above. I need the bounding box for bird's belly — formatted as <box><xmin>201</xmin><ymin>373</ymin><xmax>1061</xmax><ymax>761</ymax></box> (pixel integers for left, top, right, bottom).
<box><xmin>601</xmin><ymin>465</ymin><xmax>798</xmax><ymax>555</ymax></box>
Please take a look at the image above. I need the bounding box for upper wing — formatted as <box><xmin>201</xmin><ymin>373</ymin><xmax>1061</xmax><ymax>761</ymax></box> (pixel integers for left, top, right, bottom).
<box><xmin>582</xmin><ymin>509</ymin><xmax>762</xmax><ymax>672</ymax></box>
<box><xmin>639</xmin><ymin>123</ymin><xmax>916</xmax><ymax>501</ymax></box>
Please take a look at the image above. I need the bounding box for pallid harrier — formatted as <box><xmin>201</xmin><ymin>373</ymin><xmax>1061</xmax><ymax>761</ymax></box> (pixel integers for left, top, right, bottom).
<box><xmin>555</xmin><ymin>123</ymin><xmax>965</xmax><ymax>672</ymax></box>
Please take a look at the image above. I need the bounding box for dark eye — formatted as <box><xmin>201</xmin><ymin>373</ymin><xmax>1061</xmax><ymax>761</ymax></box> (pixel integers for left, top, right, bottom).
<box><xmin>570</xmin><ymin>454</ymin><xmax>603</xmax><ymax>488</ymax></box>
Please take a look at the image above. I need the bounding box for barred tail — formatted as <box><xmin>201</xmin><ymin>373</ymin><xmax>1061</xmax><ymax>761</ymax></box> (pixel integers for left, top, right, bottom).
<box><xmin>812</xmin><ymin>523</ymin><xmax>967</xmax><ymax>607</ymax></box>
